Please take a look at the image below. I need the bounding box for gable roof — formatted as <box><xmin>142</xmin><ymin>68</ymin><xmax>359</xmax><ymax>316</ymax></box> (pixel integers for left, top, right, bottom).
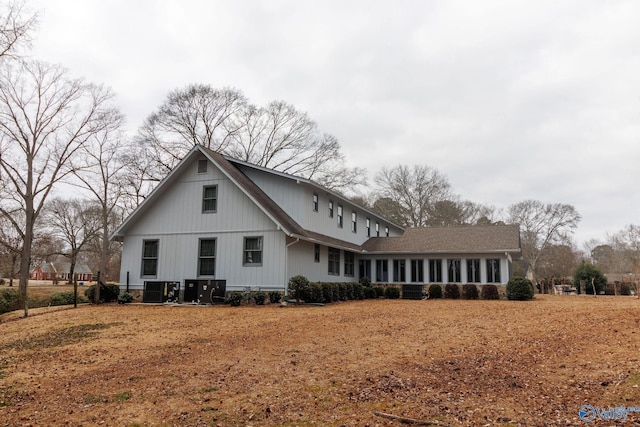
<box><xmin>361</xmin><ymin>225</ymin><xmax>521</xmax><ymax>256</ymax></box>
<box><xmin>111</xmin><ymin>145</ymin><xmax>365</xmax><ymax>252</ymax></box>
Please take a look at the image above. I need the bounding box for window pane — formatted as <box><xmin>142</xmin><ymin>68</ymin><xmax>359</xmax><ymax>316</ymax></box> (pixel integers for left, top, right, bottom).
<box><xmin>200</xmin><ymin>239</ymin><xmax>216</xmax><ymax>256</ymax></box>
<box><xmin>142</xmin><ymin>259</ymin><xmax>157</xmax><ymax>276</ymax></box>
<box><xmin>203</xmin><ymin>186</ymin><xmax>218</xmax><ymax>212</ymax></box>
<box><xmin>143</xmin><ymin>241</ymin><xmax>158</xmax><ymax>258</ymax></box>
<box><xmin>199</xmin><ymin>258</ymin><xmax>215</xmax><ymax>276</ymax></box>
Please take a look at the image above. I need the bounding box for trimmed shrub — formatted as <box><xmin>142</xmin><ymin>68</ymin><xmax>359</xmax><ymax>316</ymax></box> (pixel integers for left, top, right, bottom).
<box><xmin>352</xmin><ymin>283</ymin><xmax>365</xmax><ymax>300</ymax></box>
<box><xmin>117</xmin><ymin>292</ymin><xmax>134</xmax><ymax>304</ymax></box>
<box><xmin>252</xmin><ymin>291</ymin><xmax>266</xmax><ymax>305</ymax></box>
<box><xmin>338</xmin><ymin>283</ymin><xmax>348</xmax><ymax>301</ymax></box>
<box><xmin>268</xmin><ymin>291</ymin><xmax>282</xmax><ymax>304</ymax></box>
<box><xmin>480</xmin><ymin>284</ymin><xmax>500</xmax><ymax>300</ymax></box>
<box><xmin>359</xmin><ymin>276</ymin><xmax>371</xmax><ymax>287</ymax></box>
<box><xmin>307</xmin><ymin>283</ymin><xmax>324</xmax><ymax>303</ymax></box>
<box><xmin>50</xmin><ymin>291</ymin><xmax>89</xmax><ymax>306</ymax></box>
<box><xmin>374</xmin><ymin>286</ymin><xmax>385</xmax><ymax>298</ymax></box>
<box><xmin>84</xmin><ymin>283</ymin><xmax>120</xmax><ymax>303</ymax></box>
<box><xmin>444</xmin><ymin>284</ymin><xmax>460</xmax><ymax>299</ymax></box>
<box><xmin>461</xmin><ymin>284</ymin><xmax>479</xmax><ymax>300</ymax></box>
<box><xmin>320</xmin><ymin>283</ymin><xmax>333</xmax><ymax>303</ymax></box>
<box><xmin>428</xmin><ymin>284</ymin><xmax>442</xmax><ymax>299</ymax></box>
<box><xmin>0</xmin><ymin>288</ymin><xmax>19</xmax><ymax>314</ymax></box>
<box><xmin>384</xmin><ymin>286</ymin><xmax>400</xmax><ymax>299</ymax></box>
<box><xmin>288</xmin><ymin>275</ymin><xmax>310</xmax><ymax>302</ymax></box>
<box><xmin>226</xmin><ymin>291</ymin><xmax>243</xmax><ymax>306</ymax></box>
<box><xmin>363</xmin><ymin>286</ymin><xmax>378</xmax><ymax>299</ymax></box>
<box><xmin>506</xmin><ymin>277</ymin><xmax>534</xmax><ymax>301</ymax></box>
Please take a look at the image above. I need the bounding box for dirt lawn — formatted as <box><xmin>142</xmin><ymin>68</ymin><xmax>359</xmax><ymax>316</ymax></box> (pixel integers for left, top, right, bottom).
<box><xmin>1</xmin><ymin>296</ymin><xmax>639</xmax><ymax>426</ymax></box>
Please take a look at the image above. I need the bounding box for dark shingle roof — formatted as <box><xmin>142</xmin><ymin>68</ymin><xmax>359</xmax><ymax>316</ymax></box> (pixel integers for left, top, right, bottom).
<box><xmin>361</xmin><ymin>225</ymin><xmax>521</xmax><ymax>255</ymax></box>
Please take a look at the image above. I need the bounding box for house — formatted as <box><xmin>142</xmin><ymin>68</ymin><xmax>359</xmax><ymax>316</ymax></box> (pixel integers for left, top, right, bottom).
<box><xmin>30</xmin><ymin>261</ymin><xmax>93</xmax><ymax>282</ymax></box>
<box><xmin>111</xmin><ymin>145</ymin><xmax>521</xmax><ymax>302</ymax></box>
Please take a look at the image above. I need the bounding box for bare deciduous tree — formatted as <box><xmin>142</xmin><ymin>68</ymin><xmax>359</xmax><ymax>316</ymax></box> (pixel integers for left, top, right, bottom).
<box><xmin>41</xmin><ymin>198</ymin><xmax>101</xmax><ymax>286</ymax></box>
<box><xmin>507</xmin><ymin>200</ymin><xmax>581</xmax><ymax>286</ymax></box>
<box><xmin>374</xmin><ymin>164</ymin><xmax>452</xmax><ymax>227</ymax></box>
<box><xmin>138</xmin><ymin>85</ymin><xmax>365</xmax><ymax>195</ymax></box>
<box><xmin>72</xmin><ymin>118</ymin><xmax>126</xmax><ymax>302</ymax></box>
<box><xmin>0</xmin><ymin>0</ymin><xmax>37</xmax><ymax>60</ymax></box>
<box><xmin>0</xmin><ymin>59</ymin><xmax>118</xmax><ymax>316</ymax></box>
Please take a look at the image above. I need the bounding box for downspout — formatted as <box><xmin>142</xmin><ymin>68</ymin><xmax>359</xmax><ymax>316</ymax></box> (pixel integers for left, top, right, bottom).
<box><xmin>284</xmin><ymin>237</ymin><xmax>300</xmax><ymax>296</ymax></box>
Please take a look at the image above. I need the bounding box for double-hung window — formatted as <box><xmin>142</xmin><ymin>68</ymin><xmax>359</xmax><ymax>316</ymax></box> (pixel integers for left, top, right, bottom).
<box><xmin>141</xmin><ymin>240</ymin><xmax>159</xmax><ymax>277</ymax></box>
<box><xmin>337</xmin><ymin>205</ymin><xmax>343</xmax><ymax>228</ymax></box>
<box><xmin>202</xmin><ymin>185</ymin><xmax>218</xmax><ymax>213</ymax></box>
<box><xmin>344</xmin><ymin>251</ymin><xmax>355</xmax><ymax>277</ymax></box>
<box><xmin>328</xmin><ymin>200</ymin><xmax>334</xmax><ymax>218</ymax></box>
<box><xmin>243</xmin><ymin>237</ymin><xmax>263</xmax><ymax>266</ymax></box>
<box><xmin>312</xmin><ymin>193</ymin><xmax>319</xmax><ymax>211</ymax></box>
<box><xmin>351</xmin><ymin>212</ymin><xmax>357</xmax><ymax>233</ymax></box>
<box><xmin>366</xmin><ymin>218</ymin><xmax>371</xmax><ymax>237</ymax></box>
<box><xmin>198</xmin><ymin>239</ymin><xmax>216</xmax><ymax>276</ymax></box>
<box><xmin>376</xmin><ymin>259</ymin><xmax>389</xmax><ymax>282</ymax></box>
<box><xmin>328</xmin><ymin>247</ymin><xmax>340</xmax><ymax>275</ymax></box>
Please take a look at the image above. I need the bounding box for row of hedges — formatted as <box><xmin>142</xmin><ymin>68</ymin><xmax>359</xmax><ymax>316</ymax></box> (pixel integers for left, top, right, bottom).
<box><xmin>0</xmin><ymin>288</ymin><xmax>91</xmax><ymax>315</ymax></box>
<box><xmin>426</xmin><ymin>283</ymin><xmax>501</xmax><ymax>300</ymax></box>
<box><xmin>224</xmin><ymin>290</ymin><xmax>284</xmax><ymax>306</ymax></box>
<box><xmin>288</xmin><ymin>275</ymin><xmax>396</xmax><ymax>303</ymax></box>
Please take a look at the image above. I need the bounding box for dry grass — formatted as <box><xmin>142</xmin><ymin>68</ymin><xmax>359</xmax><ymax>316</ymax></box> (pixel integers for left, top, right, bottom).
<box><xmin>0</xmin><ymin>296</ymin><xmax>639</xmax><ymax>426</ymax></box>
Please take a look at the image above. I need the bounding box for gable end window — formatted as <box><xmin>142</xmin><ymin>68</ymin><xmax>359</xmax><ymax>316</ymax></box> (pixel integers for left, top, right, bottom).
<box><xmin>202</xmin><ymin>185</ymin><xmax>218</xmax><ymax>213</ymax></box>
<box><xmin>198</xmin><ymin>238</ymin><xmax>216</xmax><ymax>276</ymax></box>
<box><xmin>197</xmin><ymin>159</ymin><xmax>208</xmax><ymax>173</ymax></box>
<box><xmin>243</xmin><ymin>237</ymin><xmax>263</xmax><ymax>266</ymax></box>
<box><xmin>141</xmin><ymin>240</ymin><xmax>159</xmax><ymax>277</ymax></box>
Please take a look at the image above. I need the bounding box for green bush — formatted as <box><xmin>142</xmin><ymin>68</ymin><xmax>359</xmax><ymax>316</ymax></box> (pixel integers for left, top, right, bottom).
<box><xmin>307</xmin><ymin>283</ymin><xmax>324</xmax><ymax>303</ymax></box>
<box><xmin>0</xmin><ymin>278</ymin><xmax>5</xmax><ymax>286</ymax></box>
<box><xmin>384</xmin><ymin>286</ymin><xmax>400</xmax><ymax>299</ymax></box>
<box><xmin>117</xmin><ymin>292</ymin><xmax>134</xmax><ymax>304</ymax></box>
<box><xmin>374</xmin><ymin>286</ymin><xmax>385</xmax><ymax>298</ymax></box>
<box><xmin>344</xmin><ymin>283</ymin><xmax>355</xmax><ymax>300</ymax></box>
<box><xmin>268</xmin><ymin>291</ymin><xmax>282</xmax><ymax>304</ymax></box>
<box><xmin>352</xmin><ymin>283</ymin><xmax>364</xmax><ymax>300</ymax></box>
<box><xmin>428</xmin><ymin>284</ymin><xmax>442</xmax><ymax>299</ymax></box>
<box><xmin>480</xmin><ymin>284</ymin><xmax>500</xmax><ymax>300</ymax></box>
<box><xmin>461</xmin><ymin>284</ymin><xmax>479</xmax><ymax>300</ymax></box>
<box><xmin>573</xmin><ymin>261</ymin><xmax>607</xmax><ymax>295</ymax></box>
<box><xmin>363</xmin><ymin>286</ymin><xmax>378</xmax><ymax>299</ymax></box>
<box><xmin>444</xmin><ymin>284</ymin><xmax>460</xmax><ymax>299</ymax></box>
<box><xmin>226</xmin><ymin>291</ymin><xmax>243</xmax><ymax>306</ymax></box>
<box><xmin>359</xmin><ymin>276</ymin><xmax>371</xmax><ymax>287</ymax></box>
<box><xmin>0</xmin><ymin>288</ymin><xmax>19</xmax><ymax>314</ymax></box>
<box><xmin>337</xmin><ymin>283</ymin><xmax>348</xmax><ymax>301</ymax></box>
<box><xmin>506</xmin><ymin>277</ymin><xmax>534</xmax><ymax>301</ymax></box>
<box><xmin>252</xmin><ymin>291</ymin><xmax>266</xmax><ymax>305</ymax></box>
<box><xmin>288</xmin><ymin>275</ymin><xmax>310</xmax><ymax>302</ymax></box>
<box><xmin>84</xmin><ymin>283</ymin><xmax>120</xmax><ymax>303</ymax></box>
<box><xmin>50</xmin><ymin>291</ymin><xmax>89</xmax><ymax>306</ymax></box>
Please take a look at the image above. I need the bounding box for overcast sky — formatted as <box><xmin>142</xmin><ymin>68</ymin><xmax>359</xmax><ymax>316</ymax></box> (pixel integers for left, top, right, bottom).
<box><xmin>28</xmin><ymin>0</ymin><xmax>640</xmax><ymax>246</ymax></box>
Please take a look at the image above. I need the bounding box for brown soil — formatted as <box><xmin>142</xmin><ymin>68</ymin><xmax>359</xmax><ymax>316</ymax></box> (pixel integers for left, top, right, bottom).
<box><xmin>0</xmin><ymin>296</ymin><xmax>639</xmax><ymax>426</ymax></box>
